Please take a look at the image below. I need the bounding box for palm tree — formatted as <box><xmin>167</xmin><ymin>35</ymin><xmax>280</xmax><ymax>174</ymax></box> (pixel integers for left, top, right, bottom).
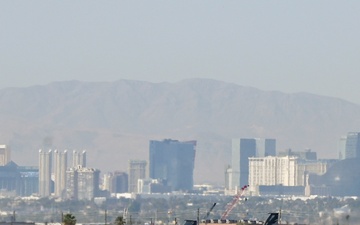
<box><xmin>63</xmin><ymin>213</ymin><xmax>76</xmax><ymax>225</ymax></box>
<box><xmin>114</xmin><ymin>216</ymin><xmax>126</xmax><ymax>225</ymax></box>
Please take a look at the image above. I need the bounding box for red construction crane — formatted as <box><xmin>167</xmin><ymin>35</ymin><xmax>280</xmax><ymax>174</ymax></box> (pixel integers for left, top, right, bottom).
<box><xmin>220</xmin><ymin>185</ymin><xmax>249</xmax><ymax>220</ymax></box>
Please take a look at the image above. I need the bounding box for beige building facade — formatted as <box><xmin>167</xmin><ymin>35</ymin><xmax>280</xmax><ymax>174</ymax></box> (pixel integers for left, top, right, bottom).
<box><xmin>249</xmin><ymin>156</ymin><xmax>329</xmax><ymax>195</ymax></box>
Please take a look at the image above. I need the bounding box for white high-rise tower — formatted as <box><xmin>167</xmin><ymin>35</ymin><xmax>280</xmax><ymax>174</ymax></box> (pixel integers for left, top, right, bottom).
<box><xmin>39</xmin><ymin>149</ymin><xmax>52</xmax><ymax>197</ymax></box>
<box><xmin>54</xmin><ymin>150</ymin><xmax>68</xmax><ymax>197</ymax></box>
<box><xmin>128</xmin><ymin>160</ymin><xmax>147</xmax><ymax>193</ymax></box>
<box><xmin>0</xmin><ymin>145</ymin><xmax>11</xmax><ymax>166</ymax></box>
<box><xmin>72</xmin><ymin>150</ymin><xmax>86</xmax><ymax>168</ymax></box>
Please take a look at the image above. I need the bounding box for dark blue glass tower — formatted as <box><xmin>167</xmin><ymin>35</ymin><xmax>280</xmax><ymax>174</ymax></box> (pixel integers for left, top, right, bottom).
<box><xmin>149</xmin><ymin>139</ymin><xmax>196</xmax><ymax>192</ymax></box>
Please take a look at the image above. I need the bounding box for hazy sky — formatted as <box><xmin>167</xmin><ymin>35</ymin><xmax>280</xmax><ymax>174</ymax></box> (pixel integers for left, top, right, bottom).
<box><xmin>1</xmin><ymin>1</ymin><xmax>360</xmax><ymax>103</ymax></box>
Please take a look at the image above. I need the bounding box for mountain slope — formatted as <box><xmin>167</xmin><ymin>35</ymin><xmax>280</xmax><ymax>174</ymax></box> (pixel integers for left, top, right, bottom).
<box><xmin>0</xmin><ymin>79</ymin><xmax>359</xmax><ymax>183</ymax></box>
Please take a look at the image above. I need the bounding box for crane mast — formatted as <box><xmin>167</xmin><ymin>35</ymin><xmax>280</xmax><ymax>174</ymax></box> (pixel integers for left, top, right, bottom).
<box><xmin>203</xmin><ymin>202</ymin><xmax>217</xmax><ymax>220</ymax></box>
<box><xmin>220</xmin><ymin>185</ymin><xmax>249</xmax><ymax>220</ymax></box>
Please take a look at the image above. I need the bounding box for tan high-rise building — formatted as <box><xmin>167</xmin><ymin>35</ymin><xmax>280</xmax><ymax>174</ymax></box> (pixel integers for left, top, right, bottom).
<box><xmin>249</xmin><ymin>156</ymin><xmax>330</xmax><ymax>195</ymax></box>
<box><xmin>72</xmin><ymin>150</ymin><xmax>86</xmax><ymax>168</ymax></box>
<box><xmin>128</xmin><ymin>160</ymin><xmax>147</xmax><ymax>193</ymax></box>
<box><xmin>249</xmin><ymin>156</ymin><xmax>298</xmax><ymax>195</ymax></box>
<box><xmin>0</xmin><ymin>145</ymin><xmax>11</xmax><ymax>166</ymax></box>
<box><xmin>53</xmin><ymin>150</ymin><xmax>68</xmax><ymax>198</ymax></box>
<box><xmin>39</xmin><ymin>149</ymin><xmax>52</xmax><ymax>197</ymax></box>
<box><xmin>66</xmin><ymin>166</ymin><xmax>100</xmax><ymax>200</ymax></box>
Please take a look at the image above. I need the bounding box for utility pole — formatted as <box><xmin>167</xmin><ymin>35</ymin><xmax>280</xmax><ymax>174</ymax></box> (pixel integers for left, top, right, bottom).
<box><xmin>197</xmin><ymin>208</ymin><xmax>200</xmax><ymax>225</ymax></box>
<box><xmin>279</xmin><ymin>208</ymin><xmax>281</xmax><ymax>225</ymax></box>
<box><xmin>155</xmin><ymin>210</ymin><xmax>158</xmax><ymax>225</ymax></box>
<box><xmin>123</xmin><ymin>208</ymin><xmax>128</xmax><ymax>225</ymax></box>
<box><xmin>105</xmin><ymin>210</ymin><xmax>107</xmax><ymax>225</ymax></box>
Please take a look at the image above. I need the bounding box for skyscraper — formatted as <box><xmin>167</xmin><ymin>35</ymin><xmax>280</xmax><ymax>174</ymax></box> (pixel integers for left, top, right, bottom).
<box><xmin>230</xmin><ymin>138</ymin><xmax>277</xmax><ymax>191</ymax></box>
<box><xmin>72</xmin><ymin>150</ymin><xmax>86</xmax><ymax>168</ymax></box>
<box><xmin>102</xmin><ymin>172</ymin><xmax>128</xmax><ymax>193</ymax></box>
<box><xmin>149</xmin><ymin>139</ymin><xmax>196</xmax><ymax>192</ymax></box>
<box><xmin>0</xmin><ymin>161</ymin><xmax>21</xmax><ymax>196</ymax></box>
<box><xmin>224</xmin><ymin>165</ymin><xmax>233</xmax><ymax>192</ymax></box>
<box><xmin>128</xmin><ymin>160</ymin><xmax>147</xmax><ymax>193</ymax></box>
<box><xmin>342</xmin><ymin>132</ymin><xmax>360</xmax><ymax>159</ymax></box>
<box><xmin>249</xmin><ymin>156</ymin><xmax>298</xmax><ymax>194</ymax></box>
<box><xmin>231</xmin><ymin>139</ymin><xmax>256</xmax><ymax>190</ymax></box>
<box><xmin>53</xmin><ymin>150</ymin><xmax>68</xmax><ymax>198</ymax></box>
<box><xmin>18</xmin><ymin>166</ymin><xmax>39</xmax><ymax>196</ymax></box>
<box><xmin>0</xmin><ymin>145</ymin><xmax>11</xmax><ymax>166</ymax></box>
<box><xmin>66</xmin><ymin>166</ymin><xmax>100</xmax><ymax>200</ymax></box>
<box><xmin>278</xmin><ymin>148</ymin><xmax>317</xmax><ymax>160</ymax></box>
<box><xmin>249</xmin><ymin>156</ymin><xmax>331</xmax><ymax>195</ymax></box>
<box><xmin>77</xmin><ymin>167</ymin><xmax>100</xmax><ymax>200</ymax></box>
<box><xmin>255</xmin><ymin>138</ymin><xmax>276</xmax><ymax>157</ymax></box>
<box><xmin>66</xmin><ymin>167</ymin><xmax>77</xmax><ymax>199</ymax></box>
<box><xmin>39</xmin><ymin>149</ymin><xmax>52</xmax><ymax>197</ymax></box>
<box><xmin>111</xmin><ymin>171</ymin><xmax>128</xmax><ymax>193</ymax></box>
<box><xmin>338</xmin><ymin>135</ymin><xmax>347</xmax><ymax>160</ymax></box>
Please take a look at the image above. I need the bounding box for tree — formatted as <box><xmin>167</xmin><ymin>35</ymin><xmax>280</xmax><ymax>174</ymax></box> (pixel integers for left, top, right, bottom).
<box><xmin>63</xmin><ymin>213</ymin><xmax>76</xmax><ymax>225</ymax></box>
<box><xmin>114</xmin><ymin>216</ymin><xmax>126</xmax><ymax>225</ymax></box>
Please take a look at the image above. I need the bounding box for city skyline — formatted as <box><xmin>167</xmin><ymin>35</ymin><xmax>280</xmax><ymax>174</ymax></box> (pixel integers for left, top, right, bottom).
<box><xmin>4</xmin><ymin>131</ymin><xmax>360</xmax><ymax>187</ymax></box>
<box><xmin>0</xmin><ymin>78</ymin><xmax>358</xmax><ymax>184</ymax></box>
<box><xmin>0</xmin><ymin>131</ymin><xmax>358</xmax><ymax>198</ymax></box>
<box><xmin>0</xmin><ymin>1</ymin><xmax>359</xmax><ymax>221</ymax></box>
<box><xmin>38</xmin><ymin>148</ymin><xmax>95</xmax><ymax>199</ymax></box>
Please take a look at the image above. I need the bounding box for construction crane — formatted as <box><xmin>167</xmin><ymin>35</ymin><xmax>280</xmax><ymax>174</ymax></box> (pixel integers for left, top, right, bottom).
<box><xmin>202</xmin><ymin>202</ymin><xmax>217</xmax><ymax>220</ymax></box>
<box><xmin>220</xmin><ymin>185</ymin><xmax>249</xmax><ymax>220</ymax></box>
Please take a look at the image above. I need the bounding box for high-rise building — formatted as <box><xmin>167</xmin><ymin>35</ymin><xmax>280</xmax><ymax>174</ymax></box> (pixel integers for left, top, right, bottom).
<box><xmin>255</xmin><ymin>138</ymin><xmax>276</xmax><ymax>157</ymax></box>
<box><xmin>249</xmin><ymin>156</ymin><xmax>298</xmax><ymax>193</ymax></box>
<box><xmin>296</xmin><ymin>159</ymin><xmax>330</xmax><ymax>185</ymax></box>
<box><xmin>66</xmin><ymin>166</ymin><xmax>100</xmax><ymax>200</ymax></box>
<box><xmin>340</xmin><ymin>132</ymin><xmax>360</xmax><ymax>159</ymax></box>
<box><xmin>0</xmin><ymin>161</ymin><xmax>20</xmax><ymax>197</ymax></box>
<box><xmin>0</xmin><ymin>163</ymin><xmax>41</xmax><ymax>197</ymax></box>
<box><xmin>224</xmin><ymin>165</ymin><xmax>234</xmax><ymax>195</ymax></box>
<box><xmin>249</xmin><ymin>156</ymin><xmax>331</xmax><ymax>195</ymax></box>
<box><xmin>72</xmin><ymin>150</ymin><xmax>86</xmax><ymax>168</ymax></box>
<box><xmin>137</xmin><ymin>178</ymin><xmax>171</xmax><ymax>194</ymax></box>
<box><xmin>102</xmin><ymin>173</ymin><xmax>112</xmax><ymax>191</ymax></box>
<box><xmin>53</xmin><ymin>150</ymin><xmax>68</xmax><ymax>198</ymax></box>
<box><xmin>39</xmin><ymin>149</ymin><xmax>52</xmax><ymax>197</ymax></box>
<box><xmin>18</xmin><ymin>166</ymin><xmax>39</xmax><ymax>196</ymax></box>
<box><xmin>111</xmin><ymin>171</ymin><xmax>128</xmax><ymax>193</ymax></box>
<box><xmin>230</xmin><ymin>138</ymin><xmax>277</xmax><ymax>191</ymax></box>
<box><xmin>77</xmin><ymin>167</ymin><xmax>100</xmax><ymax>200</ymax></box>
<box><xmin>39</xmin><ymin>148</ymin><xmax>90</xmax><ymax>198</ymax></box>
<box><xmin>0</xmin><ymin>145</ymin><xmax>11</xmax><ymax>166</ymax></box>
<box><xmin>149</xmin><ymin>139</ymin><xmax>196</xmax><ymax>192</ymax></box>
<box><xmin>102</xmin><ymin>172</ymin><xmax>128</xmax><ymax>193</ymax></box>
<box><xmin>128</xmin><ymin>160</ymin><xmax>147</xmax><ymax>193</ymax></box>
<box><xmin>338</xmin><ymin>135</ymin><xmax>347</xmax><ymax>160</ymax></box>
<box><xmin>66</xmin><ymin>167</ymin><xmax>78</xmax><ymax>199</ymax></box>
<box><xmin>231</xmin><ymin>139</ymin><xmax>256</xmax><ymax>190</ymax></box>
<box><xmin>278</xmin><ymin>148</ymin><xmax>317</xmax><ymax>160</ymax></box>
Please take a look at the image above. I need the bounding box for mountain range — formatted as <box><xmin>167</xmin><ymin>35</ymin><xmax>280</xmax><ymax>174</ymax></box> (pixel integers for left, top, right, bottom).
<box><xmin>1</xmin><ymin>78</ymin><xmax>360</xmax><ymax>184</ymax></box>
